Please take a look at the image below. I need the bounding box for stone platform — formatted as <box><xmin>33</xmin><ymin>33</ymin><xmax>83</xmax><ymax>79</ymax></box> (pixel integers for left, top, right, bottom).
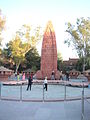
<box><xmin>1</xmin><ymin>80</ymin><xmax>90</xmax><ymax>87</ymax></box>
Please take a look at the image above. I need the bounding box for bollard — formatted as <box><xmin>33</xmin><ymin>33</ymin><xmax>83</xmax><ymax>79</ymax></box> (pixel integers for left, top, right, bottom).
<box><xmin>43</xmin><ymin>83</ymin><xmax>44</xmax><ymax>102</ymax></box>
<box><xmin>81</xmin><ymin>83</ymin><xmax>84</xmax><ymax>120</ymax></box>
<box><xmin>64</xmin><ymin>81</ymin><xmax>66</xmax><ymax>101</ymax></box>
<box><xmin>20</xmin><ymin>83</ymin><xmax>22</xmax><ymax>101</ymax></box>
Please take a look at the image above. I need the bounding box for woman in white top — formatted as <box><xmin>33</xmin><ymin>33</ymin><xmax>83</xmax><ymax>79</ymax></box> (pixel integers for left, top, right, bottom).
<box><xmin>44</xmin><ymin>76</ymin><xmax>48</xmax><ymax>91</ymax></box>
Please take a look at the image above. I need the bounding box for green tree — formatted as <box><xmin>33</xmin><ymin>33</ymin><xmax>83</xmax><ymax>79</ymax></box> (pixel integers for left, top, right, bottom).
<box><xmin>76</xmin><ymin>57</ymin><xmax>90</xmax><ymax>71</ymax></box>
<box><xmin>0</xmin><ymin>47</ymin><xmax>14</xmax><ymax>69</ymax></box>
<box><xmin>76</xmin><ymin>58</ymin><xmax>83</xmax><ymax>71</ymax></box>
<box><xmin>17</xmin><ymin>24</ymin><xmax>42</xmax><ymax>50</ymax></box>
<box><xmin>25</xmin><ymin>47</ymin><xmax>40</xmax><ymax>72</ymax></box>
<box><xmin>0</xmin><ymin>9</ymin><xmax>6</xmax><ymax>54</ymax></box>
<box><xmin>7</xmin><ymin>34</ymin><xmax>27</xmax><ymax>72</ymax></box>
<box><xmin>7</xmin><ymin>24</ymin><xmax>42</xmax><ymax>73</ymax></box>
<box><xmin>65</xmin><ymin>17</ymin><xmax>90</xmax><ymax>71</ymax></box>
<box><xmin>57</xmin><ymin>52</ymin><xmax>63</xmax><ymax>71</ymax></box>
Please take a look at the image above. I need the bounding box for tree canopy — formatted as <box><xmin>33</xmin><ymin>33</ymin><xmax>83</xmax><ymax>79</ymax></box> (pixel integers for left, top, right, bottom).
<box><xmin>25</xmin><ymin>47</ymin><xmax>40</xmax><ymax>72</ymax></box>
<box><xmin>65</xmin><ymin>17</ymin><xmax>90</xmax><ymax>71</ymax></box>
<box><xmin>0</xmin><ymin>9</ymin><xmax>6</xmax><ymax>53</ymax></box>
<box><xmin>57</xmin><ymin>52</ymin><xmax>63</xmax><ymax>71</ymax></box>
<box><xmin>6</xmin><ymin>24</ymin><xmax>42</xmax><ymax>73</ymax></box>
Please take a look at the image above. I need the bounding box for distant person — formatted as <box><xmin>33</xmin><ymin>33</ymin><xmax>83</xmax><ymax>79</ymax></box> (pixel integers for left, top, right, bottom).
<box><xmin>15</xmin><ymin>72</ymin><xmax>17</xmax><ymax>80</ymax></box>
<box><xmin>66</xmin><ymin>72</ymin><xmax>69</xmax><ymax>81</ymax></box>
<box><xmin>27</xmin><ymin>75</ymin><xmax>33</xmax><ymax>91</ymax></box>
<box><xmin>51</xmin><ymin>71</ymin><xmax>55</xmax><ymax>80</ymax></box>
<box><xmin>30</xmin><ymin>72</ymin><xmax>33</xmax><ymax>80</ymax></box>
<box><xmin>17</xmin><ymin>72</ymin><xmax>20</xmax><ymax>81</ymax></box>
<box><xmin>44</xmin><ymin>76</ymin><xmax>48</xmax><ymax>91</ymax></box>
<box><xmin>22</xmin><ymin>73</ymin><xmax>25</xmax><ymax>80</ymax></box>
<box><xmin>60</xmin><ymin>75</ymin><xmax>63</xmax><ymax>80</ymax></box>
<box><xmin>15</xmin><ymin>72</ymin><xmax>17</xmax><ymax>77</ymax></box>
<box><xmin>33</xmin><ymin>74</ymin><xmax>36</xmax><ymax>80</ymax></box>
<box><xmin>60</xmin><ymin>71</ymin><xmax>63</xmax><ymax>80</ymax></box>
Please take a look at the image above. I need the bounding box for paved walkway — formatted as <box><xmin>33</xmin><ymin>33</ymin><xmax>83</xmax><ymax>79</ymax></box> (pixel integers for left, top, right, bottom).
<box><xmin>0</xmin><ymin>99</ymin><xmax>90</xmax><ymax>120</ymax></box>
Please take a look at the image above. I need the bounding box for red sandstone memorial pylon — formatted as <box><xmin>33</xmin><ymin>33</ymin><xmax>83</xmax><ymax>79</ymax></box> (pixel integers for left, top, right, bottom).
<box><xmin>36</xmin><ymin>21</ymin><xmax>60</xmax><ymax>80</ymax></box>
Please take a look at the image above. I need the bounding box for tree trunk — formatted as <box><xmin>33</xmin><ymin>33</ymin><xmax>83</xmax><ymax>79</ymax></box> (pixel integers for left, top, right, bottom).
<box><xmin>15</xmin><ymin>62</ymin><xmax>20</xmax><ymax>74</ymax></box>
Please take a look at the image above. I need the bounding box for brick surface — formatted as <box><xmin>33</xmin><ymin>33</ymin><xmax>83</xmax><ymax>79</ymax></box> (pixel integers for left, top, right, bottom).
<box><xmin>36</xmin><ymin>21</ymin><xmax>60</xmax><ymax>79</ymax></box>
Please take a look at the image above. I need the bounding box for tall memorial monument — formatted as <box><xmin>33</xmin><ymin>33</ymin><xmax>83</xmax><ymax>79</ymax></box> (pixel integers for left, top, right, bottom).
<box><xmin>36</xmin><ymin>21</ymin><xmax>60</xmax><ymax>80</ymax></box>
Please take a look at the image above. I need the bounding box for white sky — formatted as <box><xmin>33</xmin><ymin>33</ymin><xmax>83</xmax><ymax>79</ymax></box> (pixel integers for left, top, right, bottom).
<box><xmin>0</xmin><ymin>0</ymin><xmax>90</xmax><ymax>60</ymax></box>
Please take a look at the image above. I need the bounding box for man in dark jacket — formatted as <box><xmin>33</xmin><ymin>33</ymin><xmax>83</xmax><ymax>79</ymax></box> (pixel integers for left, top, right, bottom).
<box><xmin>66</xmin><ymin>72</ymin><xmax>69</xmax><ymax>81</ymax></box>
<box><xmin>27</xmin><ymin>75</ymin><xmax>32</xmax><ymax>91</ymax></box>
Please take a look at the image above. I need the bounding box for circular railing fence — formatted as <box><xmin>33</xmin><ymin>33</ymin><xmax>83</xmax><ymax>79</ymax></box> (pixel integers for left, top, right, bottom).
<box><xmin>0</xmin><ymin>80</ymin><xmax>90</xmax><ymax>102</ymax></box>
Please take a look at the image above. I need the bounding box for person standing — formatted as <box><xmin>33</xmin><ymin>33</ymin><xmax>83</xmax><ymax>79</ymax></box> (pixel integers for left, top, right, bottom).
<box><xmin>22</xmin><ymin>73</ymin><xmax>25</xmax><ymax>80</ymax></box>
<box><xmin>60</xmin><ymin>71</ymin><xmax>63</xmax><ymax>80</ymax></box>
<box><xmin>17</xmin><ymin>72</ymin><xmax>20</xmax><ymax>81</ymax></box>
<box><xmin>51</xmin><ymin>71</ymin><xmax>55</xmax><ymax>80</ymax></box>
<box><xmin>66</xmin><ymin>72</ymin><xmax>69</xmax><ymax>81</ymax></box>
<box><xmin>30</xmin><ymin>72</ymin><xmax>33</xmax><ymax>80</ymax></box>
<box><xmin>27</xmin><ymin>75</ymin><xmax>32</xmax><ymax>91</ymax></box>
<box><xmin>44</xmin><ymin>76</ymin><xmax>48</xmax><ymax>91</ymax></box>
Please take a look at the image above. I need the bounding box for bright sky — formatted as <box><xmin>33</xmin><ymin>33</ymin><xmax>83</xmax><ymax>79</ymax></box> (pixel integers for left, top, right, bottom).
<box><xmin>0</xmin><ymin>0</ymin><xmax>90</xmax><ymax>60</ymax></box>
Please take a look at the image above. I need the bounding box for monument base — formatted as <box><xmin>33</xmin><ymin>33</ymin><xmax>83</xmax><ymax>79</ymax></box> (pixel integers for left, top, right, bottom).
<box><xmin>36</xmin><ymin>70</ymin><xmax>60</xmax><ymax>80</ymax></box>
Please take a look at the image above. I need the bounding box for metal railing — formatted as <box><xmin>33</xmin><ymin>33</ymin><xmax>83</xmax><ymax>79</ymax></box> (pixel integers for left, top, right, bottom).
<box><xmin>81</xmin><ymin>83</ymin><xmax>85</xmax><ymax>120</ymax></box>
<box><xmin>0</xmin><ymin>81</ymin><xmax>90</xmax><ymax>102</ymax></box>
<box><xmin>0</xmin><ymin>82</ymin><xmax>1</xmax><ymax>99</ymax></box>
<box><xmin>81</xmin><ymin>83</ymin><xmax>90</xmax><ymax>120</ymax></box>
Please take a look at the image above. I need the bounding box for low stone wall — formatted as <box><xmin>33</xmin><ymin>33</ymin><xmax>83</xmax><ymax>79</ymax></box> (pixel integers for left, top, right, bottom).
<box><xmin>1</xmin><ymin>80</ymin><xmax>89</xmax><ymax>87</ymax></box>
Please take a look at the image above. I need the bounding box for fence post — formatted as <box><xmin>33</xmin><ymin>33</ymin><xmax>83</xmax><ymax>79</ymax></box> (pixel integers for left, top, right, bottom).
<box><xmin>0</xmin><ymin>82</ymin><xmax>1</xmax><ymax>100</ymax></box>
<box><xmin>43</xmin><ymin>83</ymin><xmax>44</xmax><ymax>102</ymax></box>
<box><xmin>81</xmin><ymin>83</ymin><xmax>84</xmax><ymax>120</ymax></box>
<box><xmin>64</xmin><ymin>81</ymin><xmax>66</xmax><ymax>101</ymax></box>
<box><xmin>20</xmin><ymin>83</ymin><xmax>22</xmax><ymax>101</ymax></box>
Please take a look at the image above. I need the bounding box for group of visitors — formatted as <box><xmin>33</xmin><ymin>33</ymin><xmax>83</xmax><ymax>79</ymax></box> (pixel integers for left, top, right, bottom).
<box><xmin>27</xmin><ymin>74</ymin><xmax>48</xmax><ymax>91</ymax></box>
<box><xmin>15</xmin><ymin>72</ymin><xmax>26</xmax><ymax>81</ymax></box>
<box><xmin>43</xmin><ymin>71</ymin><xmax>70</xmax><ymax>91</ymax></box>
<box><xmin>59</xmin><ymin>71</ymin><xmax>70</xmax><ymax>81</ymax></box>
<box><xmin>51</xmin><ymin>70</ymin><xmax>70</xmax><ymax>81</ymax></box>
<box><xmin>15</xmin><ymin>71</ymin><xmax>70</xmax><ymax>92</ymax></box>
